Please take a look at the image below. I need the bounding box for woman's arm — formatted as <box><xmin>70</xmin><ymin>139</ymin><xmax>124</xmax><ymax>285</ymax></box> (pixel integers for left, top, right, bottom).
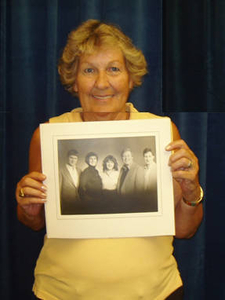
<box><xmin>16</xmin><ymin>127</ymin><xmax>47</xmax><ymax>231</ymax></box>
<box><xmin>166</xmin><ymin>123</ymin><xmax>203</xmax><ymax>239</ymax></box>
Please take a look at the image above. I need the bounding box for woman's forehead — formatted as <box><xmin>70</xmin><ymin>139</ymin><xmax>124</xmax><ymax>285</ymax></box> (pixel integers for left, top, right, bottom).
<box><xmin>79</xmin><ymin>46</ymin><xmax>124</xmax><ymax>63</ymax></box>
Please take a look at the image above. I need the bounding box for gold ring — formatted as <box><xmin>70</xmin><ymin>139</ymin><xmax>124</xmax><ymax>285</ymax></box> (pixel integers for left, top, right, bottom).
<box><xmin>188</xmin><ymin>160</ymin><xmax>193</xmax><ymax>168</ymax></box>
<box><xmin>19</xmin><ymin>188</ymin><xmax>25</xmax><ymax>197</ymax></box>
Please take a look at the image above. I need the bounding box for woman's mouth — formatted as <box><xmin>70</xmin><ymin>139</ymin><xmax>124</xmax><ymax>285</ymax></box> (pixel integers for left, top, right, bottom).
<box><xmin>93</xmin><ymin>95</ymin><xmax>113</xmax><ymax>100</ymax></box>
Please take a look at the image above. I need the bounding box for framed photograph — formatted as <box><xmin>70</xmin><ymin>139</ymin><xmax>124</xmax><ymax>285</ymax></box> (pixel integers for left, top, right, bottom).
<box><xmin>40</xmin><ymin>118</ymin><xmax>175</xmax><ymax>239</ymax></box>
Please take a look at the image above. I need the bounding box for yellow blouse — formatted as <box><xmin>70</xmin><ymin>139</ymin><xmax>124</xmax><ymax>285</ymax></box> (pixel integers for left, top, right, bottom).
<box><xmin>33</xmin><ymin>103</ymin><xmax>182</xmax><ymax>300</ymax></box>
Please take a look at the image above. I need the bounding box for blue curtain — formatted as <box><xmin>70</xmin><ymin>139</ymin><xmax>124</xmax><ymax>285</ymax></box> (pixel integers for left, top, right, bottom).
<box><xmin>0</xmin><ymin>0</ymin><xmax>223</xmax><ymax>299</ymax></box>
<box><xmin>163</xmin><ymin>0</ymin><xmax>225</xmax><ymax>112</ymax></box>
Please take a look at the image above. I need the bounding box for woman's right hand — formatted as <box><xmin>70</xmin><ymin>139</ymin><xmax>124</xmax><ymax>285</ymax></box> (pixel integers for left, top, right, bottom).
<box><xmin>16</xmin><ymin>171</ymin><xmax>47</xmax><ymax>217</ymax></box>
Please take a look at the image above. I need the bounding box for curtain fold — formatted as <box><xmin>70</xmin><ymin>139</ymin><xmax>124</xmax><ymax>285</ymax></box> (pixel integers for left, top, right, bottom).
<box><xmin>163</xmin><ymin>0</ymin><xmax>225</xmax><ymax>112</ymax></box>
<box><xmin>167</xmin><ymin>112</ymin><xmax>207</xmax><ymax>299</ymax></box>
<box><xmin>1</xmin><ymin>1</ymin><xmax>11</xmax><ymax>300</ymax></box>
<box><xmin>204</xmin><ymin>113</ymin><xmax>225</xmax><ymax>299</ymax></box>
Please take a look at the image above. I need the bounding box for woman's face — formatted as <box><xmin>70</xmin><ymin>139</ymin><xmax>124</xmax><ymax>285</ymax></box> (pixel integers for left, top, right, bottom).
<box><xmin>74</xmin><ymin>46</ymin><xmax>133</xmax><ymax>121</ymax></box>
<box><xmin>106</xmin><ymin>159</ymin><xmax>115</xmax><ymax>171</ymax></box>
<box><xmin>88</xmin><ymin>155</ymin><xmax>97</xmax><ymax>167</ymax></box>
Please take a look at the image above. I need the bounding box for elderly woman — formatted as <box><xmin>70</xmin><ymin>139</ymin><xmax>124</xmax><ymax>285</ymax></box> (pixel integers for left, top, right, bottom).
<box><xmin>16</xmin><ymin>19</ymin><xmax>203</xmax><ymax>299</ymax></box>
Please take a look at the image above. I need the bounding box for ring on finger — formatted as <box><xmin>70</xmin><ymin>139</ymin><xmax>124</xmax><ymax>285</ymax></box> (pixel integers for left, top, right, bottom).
<box><xmin>187</xmin><ymin>160</ymin><xmax>193</xmax><ymax>168</ymax></box>
<box><xmin>19</xmin><ymin>188</ymin><xmax>25</xmax><ymax>197</ymax></box>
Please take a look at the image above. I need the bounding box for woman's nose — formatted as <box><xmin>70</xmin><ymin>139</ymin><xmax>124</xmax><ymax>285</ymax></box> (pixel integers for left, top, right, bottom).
<box><xmin>95</xmin><ymin>71</ymin><xmax>110</xmax><ymax>89</ymax></box>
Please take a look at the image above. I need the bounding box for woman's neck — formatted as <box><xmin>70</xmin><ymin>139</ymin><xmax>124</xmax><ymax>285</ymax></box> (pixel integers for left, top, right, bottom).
<box><xmin>105</xmin><ymin>169</ymin><xmax>114</xmax><ymax>175</ymax></box>
<box><xmin>81</xmin><ymin>111</ymin><xmax>129</xmax><ymax>122</ymax></box>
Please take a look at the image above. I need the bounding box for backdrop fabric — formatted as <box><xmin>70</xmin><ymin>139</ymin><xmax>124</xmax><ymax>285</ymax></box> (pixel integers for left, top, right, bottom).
<box><xmin>0</xmin><ymin>0</ymin><xmax>223</xmax><ymax>299</ymax></box>
<box><xmin>163</xmin><ymin>0</ymin><xmax>225</xmax><ymax>112</ymax></box>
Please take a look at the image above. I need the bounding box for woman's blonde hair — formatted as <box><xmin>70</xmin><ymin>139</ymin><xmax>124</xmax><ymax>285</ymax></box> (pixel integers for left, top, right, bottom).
<box><xmin>58</xmin><ymin>19</ymin><xmax>148</xmax><ymax>96</ymax></box>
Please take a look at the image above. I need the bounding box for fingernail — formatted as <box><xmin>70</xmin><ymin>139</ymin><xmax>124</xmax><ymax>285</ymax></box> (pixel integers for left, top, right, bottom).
<box><xmin>165</xmin><ymin>145</ymin><xmax>171</xmax><ymax>151</ymax></box>
<box><xmin>41</xmin><ymin>185</ymin><xmax>47</xmax><ymax>191</ymax></box>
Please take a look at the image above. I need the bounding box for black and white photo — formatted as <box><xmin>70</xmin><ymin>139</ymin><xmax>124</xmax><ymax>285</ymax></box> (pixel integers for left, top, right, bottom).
<box><xmin>40</xmin><ymin>118</ymin><xmax>174</xmax><ymax>238</ymax></box>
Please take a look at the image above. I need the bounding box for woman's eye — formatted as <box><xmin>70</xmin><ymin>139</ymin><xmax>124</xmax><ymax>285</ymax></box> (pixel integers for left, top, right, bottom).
<box><xmin>84</xmin><ymin>68</ymin><xmax>94</xmax><ymax>74</ymax></box>
<box><xmin>108</xmin><ymin>67</ymin><xmax>120</xmax><ymax>73</ymax></box>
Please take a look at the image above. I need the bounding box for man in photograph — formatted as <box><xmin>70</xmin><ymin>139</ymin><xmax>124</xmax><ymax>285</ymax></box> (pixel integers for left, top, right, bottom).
<box><xmin>143</xmin><ymin>148</ymin><xmax>157</xmax><ymax>192</ymax></box>
<box><xmin>117</xmin><ymin>148</ymin><xmax>142</xmax><ymax>205</ymax></box>
<box><xmin>59</xmin><ymin>149</ymin><xmax>81</xmax><ymax>214</ymax></box>
<box><xmin>137</xmin><ymin>147</ymin><xmax>158</xmax><ymax>212</ymax></box>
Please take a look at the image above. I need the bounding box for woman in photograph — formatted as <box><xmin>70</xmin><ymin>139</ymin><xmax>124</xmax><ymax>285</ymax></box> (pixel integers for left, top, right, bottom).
<box><xmin>101</xmin><ymin>155</ymin><xmax>119</xmax><ymax>191</ymax></box>
<box><xmin>15</xmin><ymin>19</ymin><xmax>203</xmax><ymax>299</ymax></box>
<box><xmin>78</xmin><ymin>152</ymin><xmax>103</xmax><ymax>208</ymax></box>
<box><xmin>101</xmin><ymin>154</ymin><xmax>120</xmax><ymax>212</ymax></box>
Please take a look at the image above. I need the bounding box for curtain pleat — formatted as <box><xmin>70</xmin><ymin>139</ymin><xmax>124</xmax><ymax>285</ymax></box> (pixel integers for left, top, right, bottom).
<box><xmin>163</xmin><ymin>0</ymin><xmax>225</xmax><ymax>112</ymax></box>
<box><xmin>1</xmin><ymin>1</ymin><xmax>11</xmax><ymax>299</ymax></box>
<box><xmin>167</xmin><ymin>111</ymin><xmax>207</xmax><ymax>299</ymax></box>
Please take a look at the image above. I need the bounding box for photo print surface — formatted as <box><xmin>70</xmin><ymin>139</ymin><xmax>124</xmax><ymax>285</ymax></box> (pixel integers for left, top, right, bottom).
<box><xmin>58</xmin><ymin>135</ymin><xmax>158</xmax><ymax>215</ymax></box>
<box><xmin>40</xmin><ymin>118</ymin><xmax>174</xmax><ymax>239</ymax></box>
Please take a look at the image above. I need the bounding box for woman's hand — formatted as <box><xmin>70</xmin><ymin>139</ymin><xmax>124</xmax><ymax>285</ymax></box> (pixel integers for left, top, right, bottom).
<box><xmin>166</xmin><ymin>138</ymin><xmax>203</xmax><ymax>238</ymax></box>
<box><xmin>16</xmin><ymin>172</ymin><xmax>47</xmax><ymax>230</ymax></box>
<box><xmin>166</xmin><ymin>139</ymin><xmax>200</xmax><ymax>203</ymax></box>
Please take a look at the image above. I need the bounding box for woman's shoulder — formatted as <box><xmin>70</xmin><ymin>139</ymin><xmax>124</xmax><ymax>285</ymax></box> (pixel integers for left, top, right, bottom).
<box><xmin>127</xmin><ymin>103</ymin><xmax>166</xmax><ymax>120</ymax></box>
<box><xmin>49</xmin><ymin>107</ymin><xmax>83</xmax><ymax>123</ymax></box>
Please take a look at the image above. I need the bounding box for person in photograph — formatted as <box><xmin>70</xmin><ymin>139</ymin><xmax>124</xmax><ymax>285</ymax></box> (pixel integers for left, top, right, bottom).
<box><xmin>136</xmin><ymin>147</ymin><xmax>158</xmax><ymax>212</ymax></box>
<box><xmin>117</xmin><ymin>148</ymin><xmax>142</xmax><ymax>200</ymax></box>
<box><xmin>78</xmin><ymin>152</ymin><xmax>103</xmax><ymax>206</ymax></box>
<box><xmin>101</xmin><ymin>154</ymin><xmax>119</xmax><ymax>212</ymax></box>
<box><xmin>16</xmin><ymin>19</ymin><xmax>203</xmax><ymax>299</ymax></box>
<box><xmin>101</xmin><ymin>154</ymin><xmax>119</xmax><ymax>191</ymax></box>
<box><xmin>143</xmin><ymin>147</ymin><xmax>157</xmax><ymax>189</ymax></box>
<box><xmin>59</xmin><ymin>149</ymin><xmax>81</xmax><ymax>214</ymax></box>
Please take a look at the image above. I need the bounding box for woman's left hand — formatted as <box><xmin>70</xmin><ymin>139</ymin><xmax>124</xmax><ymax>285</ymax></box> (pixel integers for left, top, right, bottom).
<box><xmin>166</xmin><ymin>126</ymin><xmax>203</xmax><ymax>238</ymax></box>
<box><xmin>166</xmin><ymin>139</ymin><xmax>200</xmax><ymax>203</ymax></box>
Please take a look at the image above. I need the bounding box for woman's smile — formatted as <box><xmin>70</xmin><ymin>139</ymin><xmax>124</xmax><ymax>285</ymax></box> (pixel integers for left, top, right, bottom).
<box><xmin>92</xmin><ymin>94</ymin><xmax>114</xmax><ymax>100</ymax></box>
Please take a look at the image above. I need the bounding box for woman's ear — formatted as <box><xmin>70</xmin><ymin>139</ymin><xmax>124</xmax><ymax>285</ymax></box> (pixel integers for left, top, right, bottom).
<box><xmin>73</xmin><ymin>82</ymin><xmax>78</xmax><ymax>93</ymax></box>
<box><xmin>129</xmin><ymin>78</ymin><xmax>134</xmax><ymax>90</ymax></box>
